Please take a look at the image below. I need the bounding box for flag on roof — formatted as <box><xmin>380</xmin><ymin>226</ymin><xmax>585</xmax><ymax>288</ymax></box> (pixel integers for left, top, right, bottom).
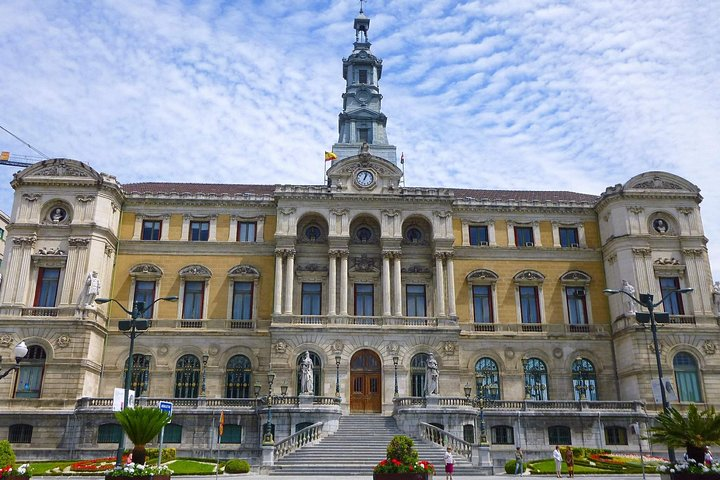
<box><xmin>324</xmin><ymin>151</ymin><xmax>337</xmax><ymax>161</ymax></box>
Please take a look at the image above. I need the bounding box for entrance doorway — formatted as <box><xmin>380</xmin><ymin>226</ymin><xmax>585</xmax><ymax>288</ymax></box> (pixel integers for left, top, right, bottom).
<box><xmin>350</xmin><ymin>349</ymin><xmax>382</xmax><ymax>413</ymax></box>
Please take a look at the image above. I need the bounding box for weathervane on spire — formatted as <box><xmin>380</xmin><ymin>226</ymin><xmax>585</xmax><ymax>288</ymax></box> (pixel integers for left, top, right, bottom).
<box><xmin>359</xmin><ymin>0</ymin><xmax>366</xmax><ymax>14</ymax></box>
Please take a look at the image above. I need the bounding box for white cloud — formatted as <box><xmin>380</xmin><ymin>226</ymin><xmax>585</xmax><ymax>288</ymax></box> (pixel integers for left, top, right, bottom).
<box><xmin>0</xmin><ymin>0</ymin><xmax>719</xmax><ymax>280</ymax></box>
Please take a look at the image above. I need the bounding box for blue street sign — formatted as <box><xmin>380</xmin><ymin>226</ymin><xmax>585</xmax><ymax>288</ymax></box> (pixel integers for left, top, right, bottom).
<box><xmin>158</xmin><ymin>401</ymin><xmax>173</xmax><ymax>416</ymax></box>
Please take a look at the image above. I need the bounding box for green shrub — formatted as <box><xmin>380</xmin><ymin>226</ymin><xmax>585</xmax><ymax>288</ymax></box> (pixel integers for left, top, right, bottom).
<box><xmin>145</xmin><ymin>448</ymin><xmax>176</xmax><ymax>461</ymax></box>
<box><xmin>224</xmin><ymin>459</ymin><xmax>250</xmax><ymax>473</ymax></box>
<box><xmin>504</xmin><ymin>459</ymin><xmax>517</xmax><ymax>474</ymax></box>
<box><xmin>386</xmin><ymin>435</ymin><xmax>418</xmax><ymax>465</ymax></box>
<box><xmin>0</xmin><ymin>440</ymin><xmax>16</xmax><ymax>467</ymax></box>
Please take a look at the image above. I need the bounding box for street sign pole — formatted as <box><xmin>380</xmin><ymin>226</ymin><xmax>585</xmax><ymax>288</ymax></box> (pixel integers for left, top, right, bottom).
<box><xmin>158</xmin><ymin>401</ymin><xmax>173</xmax><ymax>467</ymax></box>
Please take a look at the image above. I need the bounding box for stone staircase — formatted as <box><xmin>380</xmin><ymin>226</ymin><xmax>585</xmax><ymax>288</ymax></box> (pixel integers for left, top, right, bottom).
<box><xmin>272</xmin><ymin>414</ymin><xmax>484</xmax><ymax>475</ymax></box>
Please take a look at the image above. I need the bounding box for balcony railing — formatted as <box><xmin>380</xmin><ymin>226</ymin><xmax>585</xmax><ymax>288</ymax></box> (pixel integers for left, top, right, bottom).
<box><xmin>393</xmin><ymin>397</ymin><xmax>645</xmax><ymax>413</ymax></box>
<box><xmin>109</xmin><ymin>318</ymin><xmax>257</xmax><ymax>331</ymax></box>
<box><xmin>469</xmin><ymin>323</ymin><xmax>609</xmax><ymax>335</ymax></box>
<box><xmin>273</xmin><ymin>315</ymin><xmax>450</xmax><ymax>328</ymax></box>
<box><xmin>75</xmin><ymin>396</ymin><xmax>341</xmax><ymax>410</ymax></box>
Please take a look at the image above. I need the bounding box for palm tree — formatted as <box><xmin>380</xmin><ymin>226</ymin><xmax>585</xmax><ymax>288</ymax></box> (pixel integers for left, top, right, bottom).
<box><xmin>115</xmin><ymin>406</ymin><xmax>171</xmax><ymax>465</ymax></box>
<box><xmin>649</xmin><ymin>404</ymin><xmax>720</xmax><ymax>464</ymax></box>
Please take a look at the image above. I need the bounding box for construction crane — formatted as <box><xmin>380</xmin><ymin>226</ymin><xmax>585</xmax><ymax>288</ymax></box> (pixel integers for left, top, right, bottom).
<box><xmin>0</xmin><ymin>152</ymin><xmax>43</xmax><ymax>168</ymax></box>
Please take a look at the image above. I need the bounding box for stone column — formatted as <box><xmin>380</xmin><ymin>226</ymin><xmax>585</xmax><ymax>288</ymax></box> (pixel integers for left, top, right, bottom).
<box><xmin>445</xmin><ymin>253</ymin><xmax>457</xmax><ymax>317</ymax></box>
<box><xmin>283</xmin><ymin>250</ymin><xmax>295</xmax><ymax>315</ymax></box>
<box><xmin>328</xmin><ymin>251</ymin><xmax>338</xmax><ymax>316</ymax></box>
<box><xmin>2</xmin><ymin>235</ymin><xmax>36</xmax><ymax>305</ymax></box>
<box><xmin>339</xmin><ymin>251</ymin><xmax>349</xmax><ymax>315</ymax></box>
<box><xmin>393</xmin><ymin>255</ymin><xmax>402</xmax><ymax>316</ymax></box>
<box><xmin>382</xmin><ymin>252</ymin><xmax>392</xmax><ymax>316</ymax></box>
<box><xmin>435</xmin><ymin>253</ymin><xmax>446</xmax><ymax>317</ymax></box>
<box><xmin>62</xmin><ymin>237</ymin><xmax>90</xmax><ymax>305</ymax></box>
<box><xmin>273</xmin><ymin>252</ymin><xmax>283</xmax><ymax>315</ymax></box>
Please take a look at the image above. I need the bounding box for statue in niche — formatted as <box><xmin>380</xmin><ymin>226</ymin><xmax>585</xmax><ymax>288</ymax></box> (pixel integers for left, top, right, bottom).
<box><xmin>622</xmin><ymin>280</ymin><xmax>636</xmax><ymax>315</ymax></box>
<box><xmin>50</xmin><ymin>207</ymin><xmax>67</xmax><ymax>223</ymax></box>
<box><xmin>79</xmin><ymin>271</ymin><xmax>101</xmax><ymax>307</ymax></box>
<box><xmin>300</xmin><ymin>351</ymin><xmax>314</xmax><ymax>395</ymax></box>
<box><xmin>425</xmin><ymin>353</ymin><xmax>439</xmax><ymax>396</ymax></box>
<box><xmin>713</xmin><ymin>281</ymin><xmax>720</xmax><ymax>316</ymax></box>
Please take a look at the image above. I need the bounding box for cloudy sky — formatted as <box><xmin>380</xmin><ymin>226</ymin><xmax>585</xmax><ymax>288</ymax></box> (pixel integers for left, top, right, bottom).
<box><xmin>1</xmin><ymin>0</ymin><xmax>719</xmax><ymax>280</ymax></box>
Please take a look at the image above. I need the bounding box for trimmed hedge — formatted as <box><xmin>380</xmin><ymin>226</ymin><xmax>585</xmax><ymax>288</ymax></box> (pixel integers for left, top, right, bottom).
<box><xmin>0</xmin><ymin>440</ymin><xmax>16</xmax><ymax>467</ymax></box>
<box><xmin>224</xmin><ymin>459</ymin><xmax>251</xmax><ymax>474</ymax></box>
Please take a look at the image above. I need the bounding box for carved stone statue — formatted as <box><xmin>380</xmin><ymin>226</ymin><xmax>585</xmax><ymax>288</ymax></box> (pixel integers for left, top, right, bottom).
<box><xmin>713</xmin><ymin>281</ymin><xmax>720</xmax><ymax>316</ymax></box>
<box><xmin>425</xmin><ymin>353</ymin><xmax>439</xmax><ymax>396</ymax></box>
<box><xmin>300</xmin><ymin>351</ymin><xmax>314</xmax><ymax>395</ymax></box>
<box><xmin>79</xmin><ymin>271</ymin><xmax>101</xmax><ymax>307</ymax></box>
<box><xmin>622</xmin><ymin>280</ymin><xmax>636</xmax><ymax>315</ymax></box>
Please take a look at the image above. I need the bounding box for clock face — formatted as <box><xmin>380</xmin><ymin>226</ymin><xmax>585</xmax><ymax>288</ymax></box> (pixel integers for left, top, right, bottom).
<box><xmin>355</xmin><ymin>170</ymin><xmax>375</xmax><ymax>187</ymax></box>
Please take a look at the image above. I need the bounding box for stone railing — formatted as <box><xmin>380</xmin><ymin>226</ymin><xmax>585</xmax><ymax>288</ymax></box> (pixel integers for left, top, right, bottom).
<box><xmin>269</xmin><ymin>396</ymin><xmax>341</xmax><ymax>407</ymax></box>
<box><xmin>120</xmin><ymin>318</ymin><xmax>256</xmax><ymax>330</ymax></box>
<box><xmin>419</xmin><ymin>422</ymin><xmax>472</xmax><ymax>462</ymax></box>
<box><xmin>611</xmin><ymin>314</ymin><xmax>704</xmax><ymax>334</ymax></box>
<box><xmin>273</xmin><ymin>315</ymin><xmax>456</xmax><ymax>328</ymax></box>
<box><xmin>274</xmin><ymin>421</ymin><xmax>324</xmax><ymax>461</ymax></box>
<box><xmin>394</xmin><ymin>397</ymin><xmax>645</xmax><ymax>412</ymax></box>
<box><xmin>75</xmin><ymin>397</ymin><xmax>262</xmax><ymax>410</ymax></box>
<box><xmin>468</xmin><ymin>323</ymin><xmax>609</xmax><ymax>336</ymax></box>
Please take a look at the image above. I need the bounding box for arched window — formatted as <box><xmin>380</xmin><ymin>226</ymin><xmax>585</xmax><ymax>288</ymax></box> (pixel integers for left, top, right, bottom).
<box><xmin>296</xmin><ymin>352</ymin><xmax>322</xmax><ymax>395</ymax></box>
<box><xmin>410</xmin><ymin>353</ymin><xmax>429</xmax><ymax>397</ymax></box>
<box><xmin>14</xmin><ymin>345</ymin><xmax>46</xmax><ymax>399</ymax></box>
<box><xmin>673</xmin><ymin>352</ymin><xmax>702</xmax><ymax>402</ymax></box>
<box><xmin>174</xmin><ymin>355</ymin><xmax>200</xmax><ymax>398</ymax></box>
<box><xmin>226</xmin><ymin>355</ymin><xmax>252</xmax><ymax>398</ymax></box>
<box><xmin>572</xmin><ymin>357</ymin><xmax>597</xmax><ymax>401</ymax></box>
<box><xmin>124</xmin><ymin>354</ymin><xmax>151</xmax><ymax>397</ymax></box>
<box><xmin>523</xmin><ymin>357</ymin><xmax>548</xmax><ymax>401</ymax></box>
<box><xmin>475</xmin><ymin>357</ymin><xmax>501</xmax><ymax>400</ymax></box>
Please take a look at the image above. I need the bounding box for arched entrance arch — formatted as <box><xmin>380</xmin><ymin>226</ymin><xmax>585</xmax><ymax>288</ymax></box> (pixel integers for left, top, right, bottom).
<box><xmin>350</xmin><ymin>349</ymin><xmax>382</xmax><ymax>413</ymax></box>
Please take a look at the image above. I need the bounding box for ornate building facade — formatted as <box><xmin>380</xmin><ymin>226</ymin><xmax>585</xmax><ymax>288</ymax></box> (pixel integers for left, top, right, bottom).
<box><xmin>0</xmin><ymin>8</ymin><xmax>718</xmax><ymax>468</ymax></box>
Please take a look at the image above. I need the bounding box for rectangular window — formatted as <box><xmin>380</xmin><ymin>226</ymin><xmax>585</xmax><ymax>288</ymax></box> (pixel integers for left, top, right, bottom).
<box><xmin>519</xmin><ymin>286</ymin><xmax>540</xmax><ymax>323</ymax></box>
<box><xmin>182</xmin><ymin>281</ymin><xmax>204</xmax><ymax>319</ymax></box>
<box><xmin>301</xmin><ymin>283</ymin><xmax>322</xmax><ymax>316</ymax></box>
<box><xmin>163</xmin><ymin>423</ymin><xmax>182</xmax><ymax>443</ymax></box>
<box><xmin>133</xmin><ymin>281</ymin><xmax>156</xmax><ymax>319</ymax></box>
<box><xmin>237</xmin><ymin>221</ymin><xmax>257</xmax><ymax>242</ymax></box>
<box><xmin>34</xmin><ymin>267</ymin><xmax>60</xmax><ymax>307</ymax></box>
<box><xmin>358</xmin><ymin>127</ymin><xmax>370</xmax><ymax>143</ymax></box>
<box><xmin>97</xmin><ymin>424</ymin><xmax>122</xmax><ymax>443</ymax></box>
<box><xmin>232</xmin><ymin>282</ymin><xmax>253</xmax><ymax>320</ymax></box>
<box><xmin>548</xmin><ymin>426</ymin><xmax>571</xmax><ymax>445</ymax></box>
<box><xmin>221</xmin><ymin>424</ymin><xmax>242</xmax><ymax>444</ymax></box>
<box><xmin>359</xmin><ymin>69</ymin><xmax>368</xmax><ymax>84</ymax></box>
<box><xmin>565</xmin><ymin>286</ymin><xmax>588</xmax><ymax>325</ymax></box>
<box><xmin>469</xmin><ymin>225</ymin><xmax>489</xmax><ymax>246</ymax></box>
<box><xmin>15</xmin><ymin>366</ymin><xmax>43</xmax><ymax>398</ymax></box>
<box><xmin>491</xmin><ymin>426</ymin><xmax>515</xmax><ymax>445</ymax></box>
<box><xmin>0</xmin><ymin>227</ymin><xmax>5</xmax><ymax>239</ymax></box>
<box><xmin>141</xmin><ymin>220</ymin><xmax>162</xmax><ymax>240</ymax></box>
<box><xmin>8</xmin><ymin>424</ymin><xmax>33</xmax><ymax>443</ymax></box>
<box><xmin>605</xmin><ymin>426</ymin><xmax>628</xmax><ymax>445</ymax></box>
<box><xmin>189</xmin><ymin>221</ymin><xmax>210</xmax><ymax>241</ymax></box>
<box><xmin>354</xmin><ymin>284</ymin><xmax>374</xmax><ymax>316</ymax></box>
<box><xmin>660</xmin><ymin>277</ymin><xmax>684</xmax><ymax>314</ymax></box>
<box><xmin>406</xmin><ymin>284</ymin><xmax>426</xmax><ymax>317</ymax></box>
<box><xmin>559</xmin><ymin>227</ymin><xmax>579</xmax><ymax>247</ymax></box>
<box><xmin>514</xmin><ymin>226</ymin><xmax>534</xmax><ymax>246</ymax></box>
<box><xmin>472</xmin><ymin>285</ymin><xmax>493</xmax><ymax>323</ymax></box>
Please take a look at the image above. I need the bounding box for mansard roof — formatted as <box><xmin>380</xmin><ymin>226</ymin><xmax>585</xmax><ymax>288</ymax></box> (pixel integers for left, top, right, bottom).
<box><xmin>450</xmin><ymin>188</ymin><xmax>598</xmax><ymax>204</ymax></box>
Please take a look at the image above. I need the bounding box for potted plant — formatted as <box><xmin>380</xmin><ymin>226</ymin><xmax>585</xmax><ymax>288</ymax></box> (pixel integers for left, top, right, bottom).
<box><xmin>651</xmin><ymin>404</ymin><xmax>720</xmax><ymax>479</ymax></box>
<box><xmin>105</xmin><ymin>406</ymin><xmax>172</xmax><ymax>480</ymax></box>
<box><xmin>373</xmin><ymin>435</ymin><xmax>435</xmax><ymax>480</ymax></box>
<box><xmin>0</xmin><ymin>464</ymin><xmax>31</xmax><ymax>480</ymax></box>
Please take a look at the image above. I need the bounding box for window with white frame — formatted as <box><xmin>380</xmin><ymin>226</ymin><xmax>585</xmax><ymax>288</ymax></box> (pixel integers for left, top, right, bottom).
<box><xmin>514</xmin><ymin>270</ymin><xmax>545</xmax><ymax>328</ymax></box>
<box><xmin>560</xmin><ymin>270</ymin><xmax>592</xmax><ymax>329</ymax></box>
<box><xmin>466</xmin><ymin>269</ymin><xmax>498</xmax><ymax>328</ymax></box>
<box><xmin>507</xmin><ymin>221</ymin><xmax>540</xmax><ymax>247</ymax></box>
<box><xmin>34</xmin><ymin>267</ymin><xmax>60</xmax><ymax>307</ymax></box>
<box><xmin>129</xmin><ymin>263</ymin><xmax>163</xmax><ymax>319</ymax></box>
<box><xmin>227</xmin><ymin>264</ymin><xmax>260</xmax><ymax>325</ymax></box>
<box><xmin>178</xmin><ymin>265</ymin><xmax>212</xmax><ymax>321</ymax></box>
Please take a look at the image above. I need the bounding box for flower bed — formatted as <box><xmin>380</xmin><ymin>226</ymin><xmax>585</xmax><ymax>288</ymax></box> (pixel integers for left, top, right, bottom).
<box><xmin>1</xmin><ymin>464</ymin><xmax>32</xmax><ymax>480</ymax></box>
<box><xmin>104</xmin><ymin>462</ymin><xmax>171</xmax><ymax>480</ymax></box>
<box><xmin>70</xmin><ymin>457</ymin><xmax>122</xmax><ymax>472</ymax></box>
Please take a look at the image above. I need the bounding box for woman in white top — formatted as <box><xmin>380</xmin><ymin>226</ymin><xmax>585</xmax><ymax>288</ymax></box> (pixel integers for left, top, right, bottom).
<box><xmin>444</xmin><ymin>446</ymin><xmax>455</xmax><ymax>480</ymax></box>
<box><xmin>552</xmin><ymin>445</ymin><xmax>563</xmax><ymax>477</ymax></box>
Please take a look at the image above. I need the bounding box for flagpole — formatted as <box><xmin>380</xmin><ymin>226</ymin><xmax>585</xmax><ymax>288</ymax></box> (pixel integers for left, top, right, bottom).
<box><xmin>400</xmin><ymin>152</ymin><xmax>405</xmax><ymax>187</ymax></box>
<box><xmin>216</xmin><ymin>410</ymin><xmax>223</xmax><ymax>480</ymax></box>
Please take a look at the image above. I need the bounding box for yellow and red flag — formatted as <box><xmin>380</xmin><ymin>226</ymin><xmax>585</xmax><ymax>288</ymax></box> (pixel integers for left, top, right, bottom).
<box><xmin>218</xmin><ymin>411</ymin><xmax>225</xmax><ymax>437</ymax></box>
<box><xmin>324</xmin><ymin>151</ymin><xmax>337</xmax><ymax>161</ymax></box>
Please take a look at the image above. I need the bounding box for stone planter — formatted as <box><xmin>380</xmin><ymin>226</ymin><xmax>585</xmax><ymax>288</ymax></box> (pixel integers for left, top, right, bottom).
<box><xmin>373</xmin><ymin>474</ymin><xmax>432</xmax><ymax>480</ymax></box>
<box><xmin>4</xmin><ymin>476</ymin><xmax>31</xmax><ymax>480</ymax></box>
<box><xmin>660</xmin><ymin>474</ymin><xmax>720</xmax><ymax>480</ymax></box>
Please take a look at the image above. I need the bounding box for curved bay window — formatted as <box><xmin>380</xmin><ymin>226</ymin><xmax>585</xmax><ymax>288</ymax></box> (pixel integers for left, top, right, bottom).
<box><xmin>673</xmin><ymin>352</ymin><xmax>702</xmax><ymax>402</ymax></box>
<box><xmin>410</xmin><ymin>353</ymin><xmax>429</xmax><ymax>397</ymax></box>
<box><xmin>475</xmin><ymin>357</ymin><xmax>500</xmax><ymax>400</ymax></box>
<box><xmin>226</xmin><ymin>355</ymin><xmax>252</xmax><ymax>398</ymax></box>
<box><xmin>124</xmin><ymin>354</ymin><xmax>151</xmax><ymax>397</ymax></box>
<box><xmin>296</xmin><ymin>352</ymin><xmax>322</xmax><ymax>395</ymax></box>
<box><xmin>523</xmin><ymin>357</ymin><xmax>548</xmax><ymax>401</ymax></box>
<box><xmin>14</xmin><ymin>345</ymin><xmax>46</xmax><ymax>399</ymax></box>
<box><xmin>572</xmin><ymin>357</ymin><xmax>597</xmax><ymax>401</ymax></box>
<box><xmin>174</xmin><ymin>355</ymin><xmax>201</xmax><ymax>398</ymax></box>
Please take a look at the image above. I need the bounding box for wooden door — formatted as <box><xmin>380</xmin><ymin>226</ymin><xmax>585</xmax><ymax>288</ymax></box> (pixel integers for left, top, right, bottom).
<box><xmin>350</xmin><ymin>350</ymin><xmax>382</xmax><ymax>413</ymax></box>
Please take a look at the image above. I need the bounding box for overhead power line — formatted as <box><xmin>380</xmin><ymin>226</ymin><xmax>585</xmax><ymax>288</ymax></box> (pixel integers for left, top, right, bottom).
<box><xmin>0</xmin><ymin>124</ymin><xmax>50</xmax><ymax>159</ymax></box>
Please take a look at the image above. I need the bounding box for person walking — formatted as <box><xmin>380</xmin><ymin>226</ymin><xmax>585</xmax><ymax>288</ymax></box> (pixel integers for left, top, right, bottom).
<box><xmin>444</xmin><ymin>446</ymin><xmax>455</xmax><ymax>480</ymax></box>
<box><xmin>705</xmin><ymin>447</ymin><xmax>714</xmax><ymax>467</ymax></box>
<box><xmin>514</xmin><ymin>446</ymin><xmax>524</xmax><ymax>475</ymax></box>
<box><xmin>565</xmin><ymin>446</ymin><xmax>575</xmax><ymax>478</ymax></box>
<box><xmin>552</xmin><ymin>445</ymin><xmax>563</xmax><ymax>477</ymax></box>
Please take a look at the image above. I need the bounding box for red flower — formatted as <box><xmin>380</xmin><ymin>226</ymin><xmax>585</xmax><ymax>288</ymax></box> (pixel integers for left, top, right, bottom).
<box><xmin>391</xmin><ymin>458</ymin><xmax>402</xmax><ymax>465</ymax></box>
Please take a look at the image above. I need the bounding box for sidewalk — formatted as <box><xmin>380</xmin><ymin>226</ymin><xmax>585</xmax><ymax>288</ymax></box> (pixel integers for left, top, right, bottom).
<box><xmin>39</xmin><ymin>474</ymin><xmax>662</xmax><ymax>480</ymax></box>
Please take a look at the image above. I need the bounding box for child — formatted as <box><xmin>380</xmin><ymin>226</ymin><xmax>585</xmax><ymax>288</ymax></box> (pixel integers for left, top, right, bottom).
<box><xmin>444</xmin><ymin>446</ymin><xmax>455</xmax><ymax>480</ymax></box>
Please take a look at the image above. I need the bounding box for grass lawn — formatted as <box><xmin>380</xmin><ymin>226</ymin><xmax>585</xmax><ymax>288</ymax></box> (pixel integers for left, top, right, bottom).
<box><xmin>528</xmin><ymin>458</ymin><xmax>652</xmax><ymax>475</ymax></box>
<box><xmin>167</xmin><ymin>459</ymin><xmax>217</xmax><ymax>475</ymax></box>
<box><xmin>23</xmin><ymin>461</ymin><xmax>76</xmax><ymax>475</ymax></box>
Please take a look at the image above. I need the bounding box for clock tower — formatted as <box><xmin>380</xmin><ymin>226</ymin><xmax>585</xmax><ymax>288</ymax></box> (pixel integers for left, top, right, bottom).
<box><xmin>331</xmin><ymin>5</ymin><xmax>398</xmax><ymax>164</ymax></box>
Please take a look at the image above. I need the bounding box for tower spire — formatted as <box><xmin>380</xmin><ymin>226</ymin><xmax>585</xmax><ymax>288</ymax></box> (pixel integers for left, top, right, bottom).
<box><xmin>331</xmin><ymin>6</ymin><xmax>397</xmax><ymax>164</ymax></box>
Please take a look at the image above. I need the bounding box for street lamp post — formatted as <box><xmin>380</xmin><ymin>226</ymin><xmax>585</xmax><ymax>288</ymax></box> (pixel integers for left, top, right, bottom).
<box><xmin>392</xmin><ymin>355</ymin><xmax>399</xmax><ymax>398</ymax></box>
<box><xmin>603</xmin><ymin>285</ymin><xmax>693</xmax><ymax>463</ymax></box>
<box><xmin>574</xmin><ymin>357</ymin><xmax>590</xmax><ymax>401</ymax></box>
<box><xmin>475</xmin><ymin>371</ymin><xmax>497</xmax><ymax>445</ymax></box>
<box><xmin>200</xmin><ymin>354</ymin><xmax>209</xmax><ymax>398</ymax></box>
<box><xmin>335</xmin><ymin>355</ymin><xmax>341</xmax><ymax>398</ymax></box>
<box><xmin>0</xmin><ymin>341</ymin><xmax>29</xmax><ymax>380</ymax></box>
<box><xmin>521</xmin><ymin>357</ymin><xmax>546</xmax><ymax>401</ymax></box>
<box><xmin>263</xmin><ymin>372</ymin><xmax>276</xmax><ymax>445</ymax></box>
<box><xmin>95</xmin><ymin>295</ymin><xmax>178</xmax><ymax>468</ymax></box>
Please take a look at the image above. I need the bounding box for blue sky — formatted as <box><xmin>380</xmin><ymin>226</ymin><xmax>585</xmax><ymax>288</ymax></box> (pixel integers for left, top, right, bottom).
<box><xmin>0</xmin><ymin>0</ymin><xmax>719</xmax><ymax>280</ymax></box>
